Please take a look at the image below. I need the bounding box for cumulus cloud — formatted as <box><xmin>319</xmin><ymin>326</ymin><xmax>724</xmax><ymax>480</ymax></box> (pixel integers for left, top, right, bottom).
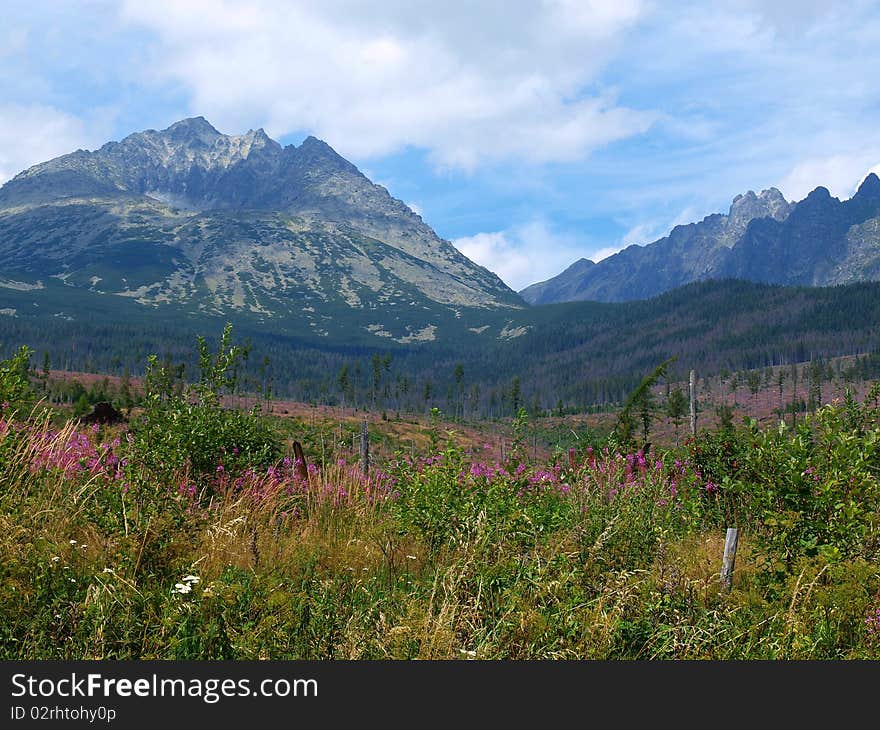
<box><xmin>118</xmin><ymin>0</ymin><xmax>654</xmax><ymax>169</ymax></box>
<box><xmin>453</xmin><ymin>220</ymin><xmax>584</xmax><ymax>290</ymax></box>
<box><xmin>0</xmin><ymin>105</ymin><xmax>104</xmax><ymax>184</ymax></box>
<box><xmin>777</xmin><ymin>153</ymin><xmax>880</xmax><ymax>202</ymax></box>
<box><xmin>587</xmin><ymin>206</ymin><xmax>701</xmax><ymax>263</ymax></box>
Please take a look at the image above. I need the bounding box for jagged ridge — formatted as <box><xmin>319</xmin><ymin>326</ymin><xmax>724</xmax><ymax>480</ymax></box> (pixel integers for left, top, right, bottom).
<box><xmin>521</xmin><ymin>176</ymin><xmax>880</xmax><ymax>304</ymax></box>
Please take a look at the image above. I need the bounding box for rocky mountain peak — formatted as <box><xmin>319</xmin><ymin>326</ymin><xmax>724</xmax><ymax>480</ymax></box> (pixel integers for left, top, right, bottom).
<box><xmin>163</xmin><ymin>116</ymin><xmax>221</xmax><ymax>143</ymax></box>
<box><xmin>759</xmin><ymin>186</ymin><xmax>787</xmax><ymax>205</ymax></box>
<box><xmin>854</xmin><ymin>172</ymin><xmax>880</xmax><ymax>201</ymax></box>
<box><xmin>805</xmin><ymin>185</ymin><xmax>833</xmax><ymax>202</ymax></box>
<box><xmin>729</xmin><ymin>187</ymin><xmax>791</xmax><ymax>223</ymax></box>
<box><xmin>289</xmin><ymin>135</ymin><xmax>356</xmax><ymax>173</ymax></box>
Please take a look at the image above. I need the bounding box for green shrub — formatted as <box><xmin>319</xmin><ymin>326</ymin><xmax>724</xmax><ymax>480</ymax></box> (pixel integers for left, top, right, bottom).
<box><xmin>716</xmin><ymin>385</ymin><xmax>880</xmax><ymax>571</ymax></box>
<box><xmin>0</xmin><ymin>346</ymin><xmax>33</xmax><ymax>407</ymax></box>
<box><xmin>130</xmin><ymin>324</ymin><xmax>281</xmax><ymax>483</ymax></box>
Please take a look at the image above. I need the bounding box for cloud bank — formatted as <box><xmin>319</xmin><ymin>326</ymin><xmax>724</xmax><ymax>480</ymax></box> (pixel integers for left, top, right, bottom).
<box><xmin>118</xmin><ymin>0</ymin><xmax>654</xmax><ymax>169</ymax></box>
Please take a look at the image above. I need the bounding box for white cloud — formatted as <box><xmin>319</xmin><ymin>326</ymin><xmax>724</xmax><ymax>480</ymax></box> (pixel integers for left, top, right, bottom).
<box><xmin>590</xmin><ymin>206</ymin><xmax>700</xmax><ymax>262</ymax></box>
<box><xmin>118</xmin><ymin>0</ymin><xmax>654</xmax><ymax>169</ymax></box>
<box><xmin>0</xmin><ymin>105</ymin><xmax>105</xmax><ymax>184</ymax></box>
<box><xmin>453</xmin><ymin>220</ymin><xmax>584</xmax><ymax>290</ymax></box>
<box><xmin>777</xmin><ymin>153</ymin><xmax>880</xmax><ymax>201</ymax></box>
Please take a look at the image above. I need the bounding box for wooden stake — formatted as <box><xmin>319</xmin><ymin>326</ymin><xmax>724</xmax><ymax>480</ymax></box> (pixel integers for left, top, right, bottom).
<box><xmin>292</xmin><ymin>440</ymin><xmax>308</xmax><ymax>482</ymax></box>
<box><xmin>720</xmin><ymin>527</ymin><xmax>739</xmax><ymax>593</ymax></box>
<box><xmin>689</xmin><ymin>369</ymin><xmax>697</xmax><ymax>436</ymax></box>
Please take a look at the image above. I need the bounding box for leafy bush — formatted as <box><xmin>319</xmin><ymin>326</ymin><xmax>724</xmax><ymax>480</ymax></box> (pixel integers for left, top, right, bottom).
<box><xmin>133</xmin><ymin>399</ymin><xmax>281</xmax><ymax>479</ymax></box>
<box><xmin>130</xmin><ymin>325</ymin><xmax>281</xmax><ymax>483</ymax></box>
<box><xmin>0</xmin><ymin>346</ymin><xmax>33</xmax><ymax>407</ymax></box>
<box><xmin>698</xmin><ymin>385</ymin><xmax>880</xmax><ymax>571</ymax></box>
<box><xmin>749</xmin><ymin>391</ymin><xmax>879</xmax><ymax>566</ymax></box>
<box><xmin>390</xmin><ymin>441</ymin><xmax>571</xmax><ymax>553</ymax></box>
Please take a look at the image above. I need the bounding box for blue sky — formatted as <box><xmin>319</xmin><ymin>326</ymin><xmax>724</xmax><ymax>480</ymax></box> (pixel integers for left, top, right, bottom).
<box><xmin>2</xmin><ymin>1</ymin><xmax>879</xmax><ymax>290</ymax></box>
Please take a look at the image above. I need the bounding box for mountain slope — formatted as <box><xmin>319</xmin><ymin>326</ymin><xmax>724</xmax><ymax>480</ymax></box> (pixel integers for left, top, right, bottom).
<box><xmin>0</xmin><ymin>118</ymin><xmax>522</xmax><ymax>344</ymax></box>
<box><xmin>521</xmin><ymin>176</ymin><xmax>880</xmax><ymax>304</ymax></box>
<box><xmin>3</xmin><ymin>277</ymin><xmax>880</xmax><ymax>413</ymax></box>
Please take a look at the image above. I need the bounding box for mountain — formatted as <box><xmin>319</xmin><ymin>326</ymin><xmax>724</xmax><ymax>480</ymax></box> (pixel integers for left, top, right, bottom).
<box><xmin>520</xmin><ymin>176</ymin><xmax>880</xmax><ymax>304</ymax></box>
<box><xmin>515</xmin><ymin>257</ymin><xmax>596</xmax><ymax>307</ymax></box>
<box><xmin>0</xmin><ymin>117</ymin><xmax>522</xmax><ymax>345</ymax></box>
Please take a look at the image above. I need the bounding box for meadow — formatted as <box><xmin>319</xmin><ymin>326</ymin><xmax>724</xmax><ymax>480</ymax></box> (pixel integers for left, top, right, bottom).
<box><xmin>1</xmin><ymin>333</ymin><xmax>879</xmax><ymax>660</ymax></box>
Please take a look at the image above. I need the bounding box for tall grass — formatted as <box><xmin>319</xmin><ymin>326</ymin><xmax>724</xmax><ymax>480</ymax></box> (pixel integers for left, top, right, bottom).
<box><xmin>1</xmin><ymin>395</ymin><xmax>878</xmax><ymax>659</ymax></box>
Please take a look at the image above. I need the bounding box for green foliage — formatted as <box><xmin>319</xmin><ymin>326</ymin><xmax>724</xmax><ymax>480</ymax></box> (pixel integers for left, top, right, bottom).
<box><xmin>612</xmin><ymin>356</ymin><xmax>676</xmax><ymax>448</ymax></box>
<box><xmin>133</xmin><ymin>325</ymin><xmax>280</xmax><ymax>482</ymax></box>
<box><xmin>390</xmin><ymin>442</ymin><xmax>570</xmax><ymax>553</ymax></box>
<box><xmin>690</xmin><ymin>385</ymin><xmax>880</xmax><ymax>572</ymax></box>
<box><xmin>194</xmin><ymin>322</ymin><xmax>250</xmax><ymax>406</ymax></box>
<box><xmin>666</xmin><ymin>386</ymin><xmax>687</xmax><ymax>430</ymax></box>
<box><xmin>2</xmin><ymin>359</ymin><xmax>880</xmax><ymax>660</ymax></box>
<box><xmin>133</xmin><ymin>401</ymin><xmax>281</xmax><ymax>480</ymax></box>
<box><xmin>746</xmin><ymin>394</ymin><xmax>880</xmax><ymax>567</ymax></box>
<box><xmin>0</xmin><ymin>345</ymin><xmax>33</xmax><ymax>406</ymax></box>
<box><xmin>715</xmin><ymin>402</ymin><xmax>735</xmax><ymax>432</ymax></box>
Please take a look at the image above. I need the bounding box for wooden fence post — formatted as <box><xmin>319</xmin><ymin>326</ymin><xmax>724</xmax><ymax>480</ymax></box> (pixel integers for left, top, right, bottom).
<box><xmin>360</xmin><ymin>417</ymin><xmax>369</xmax><ymax>476</ymax></box>
<box><xmin>720</xmin><ymin>527</ymin><xmax>739</xmax><ymax>593</ymax></box>
<box><xmin>689</xmin><ymin>369</ymin><xmax>697</xmax><ymax>436</ymax></box>
<box><xmin>292</xmin><ymin>440</ymin><xmax>308</xmax><ymax>482</ymax></box>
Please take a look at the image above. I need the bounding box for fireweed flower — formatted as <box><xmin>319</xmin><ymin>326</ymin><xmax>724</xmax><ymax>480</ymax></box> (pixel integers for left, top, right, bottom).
<box><xmin>866</xmin><ymin>606</ymin><xmax>880</xmax><ymax>636</ymax></box>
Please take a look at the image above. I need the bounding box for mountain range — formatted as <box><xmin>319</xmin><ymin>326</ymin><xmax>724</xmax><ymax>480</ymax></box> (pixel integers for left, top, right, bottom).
<box><xmin>0</xmin><ymin>117</ymin><xmax>521</xmax><ymax>345</ymax></box>
<box><xmin>2</xmin><ymin>117</ymin><xmax>880</xmax><ymax>410</ymax></box>
<box><xmin>521</xmin><ymin>174</ymin><xmax>880</xmax><ymax>304</ymax></box>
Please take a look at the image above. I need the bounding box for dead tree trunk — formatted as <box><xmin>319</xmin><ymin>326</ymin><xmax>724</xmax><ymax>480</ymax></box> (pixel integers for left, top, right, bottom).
<box><xmin>360</xmin><ymin>417</ymin><xmax>369</xmax><ymax>476</ymax></box>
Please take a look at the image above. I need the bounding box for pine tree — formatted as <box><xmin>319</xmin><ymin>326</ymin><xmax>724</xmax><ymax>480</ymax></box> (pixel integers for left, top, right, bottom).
<box><xmin>40</xmin><ymin>351</ymin><xmax>51</xmax><ymax>393</ymax></box>
<box><xmin>747</xmin><ymin>371</ymin><xmax>761</xmax><ymax>419</ymax></box>
<box><xmin>666</xmin><ymin>386</ymin><xmax>687</xmax><ymax>436</ymax></box>
<box><xmin>776</xmin><ymin>368</ymin><xmax>787</xmax><ymax>420</ymax></box>
<box><xmin>453</xmin><ymin>363</ymin><xmax>464</xmax><ymax>421</ymax></box>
